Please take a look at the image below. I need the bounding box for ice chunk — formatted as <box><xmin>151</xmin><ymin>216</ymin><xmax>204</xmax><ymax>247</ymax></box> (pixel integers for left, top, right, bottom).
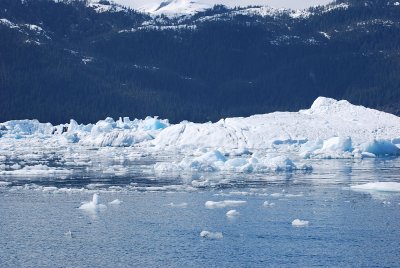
<box><xmin>351</xmin><ymin>182</ymin><xmax>400</xmax><ymax>192</ymax></box>
<box><xmin>42</xmin><ymin>186</ymin><xmax>58</xmax><ymax>192</ymax></box>
<box><xmin>259</xmin><ymin>156</ymin><xmax>312</xmax><ymax>172</ymax></box>
<box><xmin>224</xmin><ymin>158</ymin><xmax>248</xmax><ymax>168</ymax></box>
<box><xmin>1</xmin><ymin>119</ymin><xmax>54</xmax><ymax>136</ymax></box>
<box><xmin>154</xmin><ymin>162</ymin><xmax>181</xmax><ymax>173</ymax></box>
<box><xmin>179</xmin><ymin>150</ymin><xmax>226</xmax><ymax>172</ymax></box>
<box><xmin>301</xmin><ymin>136</ymin><xmax>353</xmax><ymax>158</ymax></box>
<box><xmin>200</xmin><ymin>231</ymin><xmax>223</xmax><ymax>239</ymax></box>
<box><xmin>292</xmin><ymin>219</ymin><xmax>309</xmax><ymax>227</ymax></box>
<box><xmin>263</xmin><ymin>201</ymin><xmax>275</xmax><ymax>207</ymax></box>
<box><xmin>79</xmin><ymin>193</ymin><xmax>107</xmax><ymax>212</ymax></box>
<box><xmin>108</xmin><ymin>199</ymin><xmax>123</xmax><ymax>205</ymax></box>
<box><xmin>143</xmin><ymin>116</ymin><xmax>168</xmax><ymax>130</ymax></box>
<box><xmin>176</xmin><ymin>150</ymin><xmax>311</xmax><ymax>173</ymax></box>
<box><xmin>168</xmin><ymin>202</ymin><xmax>188</xmax><ymax>208</ymax></box>
<box><xmin>362</xmin><ymin>140</ymin><xmax>400</xmax><ymax>156</ymax></box>
<box><xmin>0</xmin><ymin>164</ymin><xmax>72</xmax><ymax>176</ymax></box>
<box><xmin>205</xmin><ymin>200</ymin><xmax>247</xmax><ymax>209</ymax></box>
<box><xmin>226</xmin><ymin>209</ymin><xmax>240</xmax><ymax>217</ymax></box>
<box><xmin>321</xmin><ymin>136</ymin><xmax>352</xmax><ymax>152</ymax></box>
<box><xmin>64</xmin><ymin>230</ymin><xmax>73</xmax><ymax>238</ymax></box>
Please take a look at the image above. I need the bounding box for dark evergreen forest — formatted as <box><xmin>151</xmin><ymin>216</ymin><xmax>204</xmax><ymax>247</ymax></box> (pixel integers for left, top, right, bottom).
<box><xmin>0</xmin><ymin>0</ymin><xmax>399</xmax><ymax>123</ymax></box>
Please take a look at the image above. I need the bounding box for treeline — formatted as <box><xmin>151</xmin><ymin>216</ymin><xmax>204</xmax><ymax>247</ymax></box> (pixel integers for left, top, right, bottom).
<box><xmin>0</xmin><ymin>0</ymin><xmax>400</xmax><ymax>123</ymax></box>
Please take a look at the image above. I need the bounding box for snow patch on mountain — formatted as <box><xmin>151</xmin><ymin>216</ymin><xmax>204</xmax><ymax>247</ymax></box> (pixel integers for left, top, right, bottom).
<box><xmin>87</xmin><ymin>0</ymin><xmax>332</xmax><ymax>16</ymax></box>
<box><xmin>0</xmin><ymin>18</ymin><xmax>51</xmax><ymax>43</ymax></box>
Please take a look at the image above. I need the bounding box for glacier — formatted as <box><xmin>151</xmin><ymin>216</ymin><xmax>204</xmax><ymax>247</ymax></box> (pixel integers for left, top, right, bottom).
<box><xmin>0</xmin><ymin>97</ymin><xmax>399</xmax><ymax>178</ymax></box>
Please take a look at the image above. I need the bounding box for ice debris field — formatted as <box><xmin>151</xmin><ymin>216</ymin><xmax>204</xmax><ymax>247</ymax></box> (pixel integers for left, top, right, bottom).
<box><xmin>0</xmin><ymin>97</ymin><xmax>399</xmax><ymax>181</ymax></box>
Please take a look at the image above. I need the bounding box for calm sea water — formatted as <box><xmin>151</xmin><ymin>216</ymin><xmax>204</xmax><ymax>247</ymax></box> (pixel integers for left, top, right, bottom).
<box><xmin>1</xmin><ymin>158</ymin><xmax>400</xmax><ymax>267</ymax></box>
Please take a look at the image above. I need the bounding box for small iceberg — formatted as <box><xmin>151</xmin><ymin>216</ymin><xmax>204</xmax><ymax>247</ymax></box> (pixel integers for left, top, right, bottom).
<box><xmin>108</xmin><ymin>199</ymin><xmax>123</xmax><ymax>205</ymax></box>
<box><xmin>292</xmin><ymin>219</ymin><xmax>309</xmax><ymax>227</ymax></box>
<box><xmin>200</xmin><ymin>231</ymin><xmax>223</xmax><ymax>240</ymax></box>
<box><xmin>65</xmin><ymin>230</ymin><xmax>73</xmax><ymax>238</ymax></box>
<box><xmin>226</xmin><ymin>209</ymin><xmax>240</xmax><ymax>217</ymax></box>
<box><xmin>263</xmin><ymin>201</ymin><xmax>275</xmax><ymax>207</ymax></box>
<box><xmin>350</xmin><ymin>182</ymin><xmax>400</xmax><ymax>192</ymax></box>
<box><xmin>79</xmin><ymin>193</ymin><xmax>107</xmax><ymax>212</ymax></box>
<box><xmin>205</xmin><ymin>200</ymin><xmax>247</xmax><ymax>209</ymax></box>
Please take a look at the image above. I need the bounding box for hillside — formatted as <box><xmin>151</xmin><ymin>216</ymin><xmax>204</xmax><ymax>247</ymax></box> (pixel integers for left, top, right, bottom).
<box><xmin>0</xmin><ymin>0</ymin><xmax>400</xmax><ymax>123</ymax></box>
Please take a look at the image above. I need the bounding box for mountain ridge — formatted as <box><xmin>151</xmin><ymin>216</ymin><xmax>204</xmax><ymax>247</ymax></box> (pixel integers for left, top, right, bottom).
<box><xmin>89</xmin><ymin>0</ymin><xmax>333</xmax><ymax>15</ymax></box>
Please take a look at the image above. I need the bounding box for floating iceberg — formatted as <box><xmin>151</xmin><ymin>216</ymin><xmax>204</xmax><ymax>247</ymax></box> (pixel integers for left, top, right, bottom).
<box><xmin>154</xmin><ymin>149</ymin><xmax>312</xmax><ymax>174</ymax></box>
<box><xmin>109</xmin><ymin>199</ymin><xmax>123</xmax><ymax>205</ymax></box>
<box><xmin>263</xmin><ymin>201</ymin><xmax>275</xmax><ymax>207</ymax></box>
<box><xmin>79</xmin><ymin>194</ymin><xmax>107</xmax><ymax>212</ymax></box>
<box><xmin>292</xmin><ymin>219</ymin><xmax>309</xmax><ymax>227</ymax></box>
<box><xmin>350</xmin><ymin>182</ymin><xmax>400</xmax><ymax>193</ymax></box>
<box><xmin>361</xmin><ymin>140</ymin><xmax>400</xmax><ymax>157</ymax></box>
<box><xmin>1</xmin><ymin>98</ymin><xmax>399</xmax><ymax>169</ymax></box>
<box><xmin>205</xmin><ymin>200</ymin><xmax>247</xmax><ymax>209</ymax></box>
<box><xmin>226</xmin><ymin>209</ymin><xmax>240</xmax><ymax>217</ymax></box>
<box><xmin>200</xmin><ymin>231</ymin><xmax>223</xmax><ymax>239</ymax></box>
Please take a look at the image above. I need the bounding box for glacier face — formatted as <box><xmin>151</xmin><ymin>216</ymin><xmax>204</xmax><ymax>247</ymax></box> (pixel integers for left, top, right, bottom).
<box><xmin>0</xmin><ymin>97</ymin><xmax>399</xmax><ymax>160</ymax></box>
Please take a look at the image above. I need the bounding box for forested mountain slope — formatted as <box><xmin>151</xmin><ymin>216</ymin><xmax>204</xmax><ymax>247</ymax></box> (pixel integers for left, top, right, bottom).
<box><xmin>0</xmin><ymin>0</ymin><xmax>399</xmax><ymax>123</ymax></box>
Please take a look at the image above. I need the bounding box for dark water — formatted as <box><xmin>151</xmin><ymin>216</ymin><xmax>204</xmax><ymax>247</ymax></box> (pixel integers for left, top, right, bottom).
<box><xmin>0</xmin><ymin>158</ymin><xmax>400</xmax><ymax>267</ymax></box>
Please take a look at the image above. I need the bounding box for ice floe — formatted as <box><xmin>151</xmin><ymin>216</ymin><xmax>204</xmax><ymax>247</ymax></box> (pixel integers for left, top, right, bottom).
<box><xmin>200</xmin><ymin>231</ymin><xmax>223</xmax><ymax>239</ymax></box>
<box><xmin>350</xmin><ymin>182</ymin><xmax>400</xmax><ymax>193</ymax></box>
<box><xmin>292</xmin><ymin>219</ymin><xmax>309</xmax><ymax>227</ymax></box>
<box><xmin>205</xmin><ymin>200</ymin><xmax>247</xmax><ymax>209</ymax></box>
<box><xmin>109</xmin><ymin>199</ymin><xmax>123</xmax><ymax>205</ymax></box>
<box><xmin>226</xmin><ymin>209</ymin><xmax>240</xmax><ymax>217</ymax></box>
